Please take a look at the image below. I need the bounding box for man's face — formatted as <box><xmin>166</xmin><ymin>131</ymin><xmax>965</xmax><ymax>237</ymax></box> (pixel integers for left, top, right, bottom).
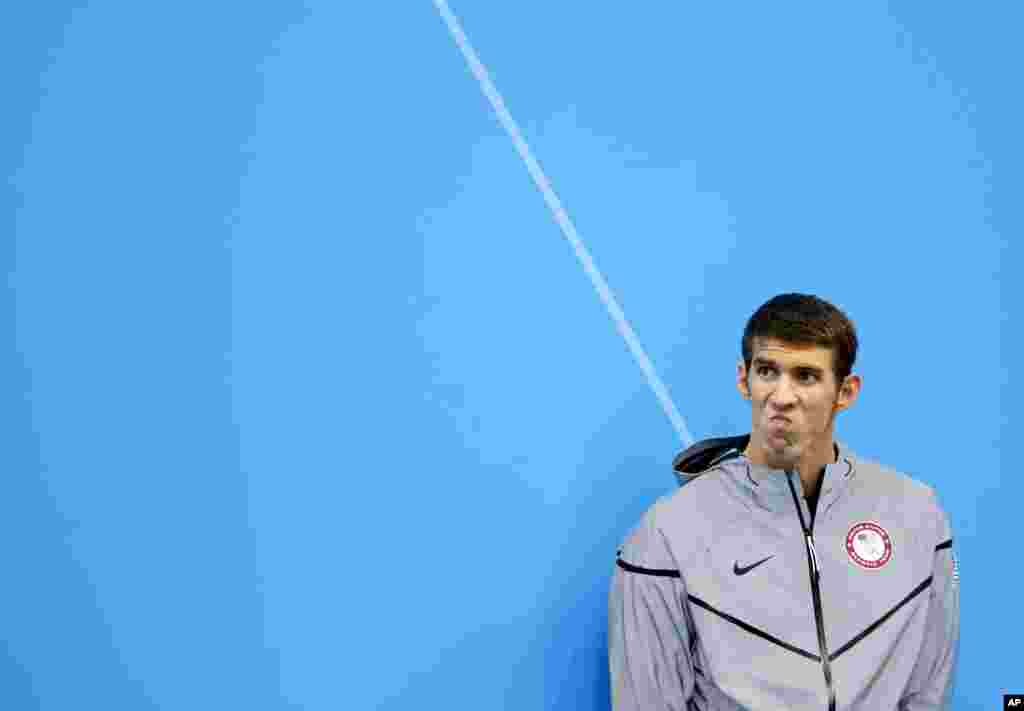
<box><xmin>737</xmin><ymin>338</ymin><xmax>858</xmax><ymax>469</ymax></box>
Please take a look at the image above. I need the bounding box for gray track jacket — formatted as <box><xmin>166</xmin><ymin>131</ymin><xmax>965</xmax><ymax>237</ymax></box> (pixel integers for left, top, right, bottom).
<box><xmin>609</xmin><ymin>434</ymin><xmax>959</xmax><ymax>710</ymax></box>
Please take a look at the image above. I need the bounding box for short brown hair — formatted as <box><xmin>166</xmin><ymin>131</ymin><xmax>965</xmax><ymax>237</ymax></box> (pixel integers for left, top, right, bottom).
<box><xmin>741</xmin><ymin>293</ymin><xmax>859</xmax><ymax>387</ymax></box>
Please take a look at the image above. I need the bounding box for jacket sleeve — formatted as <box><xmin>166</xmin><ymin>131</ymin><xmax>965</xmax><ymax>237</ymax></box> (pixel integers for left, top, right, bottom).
<box><xmin>608</xmin><ymin>502</ymin><xmax>696</xmax><ymax>711</ymax></box>
<box><xmin>899</xmin><ymin>493</ymin><xmax>960</xmax><ymax>710</ymax></box>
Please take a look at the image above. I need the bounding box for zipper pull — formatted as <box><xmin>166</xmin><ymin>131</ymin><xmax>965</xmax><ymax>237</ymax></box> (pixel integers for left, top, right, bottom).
<box><xmin>806</xmin><ymin>534</ymin><xmax>821</xmax><ymax>581</ymax></box>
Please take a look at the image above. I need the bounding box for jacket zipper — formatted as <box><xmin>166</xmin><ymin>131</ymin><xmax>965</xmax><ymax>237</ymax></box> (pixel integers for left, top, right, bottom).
<box><xmin>786</xmin><ymin>472</ymin><xmax>837</xmax><ymax>711</ymax></box>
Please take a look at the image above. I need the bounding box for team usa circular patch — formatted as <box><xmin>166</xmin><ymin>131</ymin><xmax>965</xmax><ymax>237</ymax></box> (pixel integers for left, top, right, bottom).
<box><xmin>845</xmin><ymin>521</ymin><xmax>893</xmax><ymax>570</ymax></box>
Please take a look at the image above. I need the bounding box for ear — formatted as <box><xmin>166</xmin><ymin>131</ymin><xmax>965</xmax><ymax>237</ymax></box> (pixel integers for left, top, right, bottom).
<box><xmin>834</xmin><ymin>374</ymin><xmax>863</xmax><ymax>412</ymax></box>
<box><xmin>736</xmin><ymin>360</ymin><xmax>751</xmax><ymax>400</ymax></box>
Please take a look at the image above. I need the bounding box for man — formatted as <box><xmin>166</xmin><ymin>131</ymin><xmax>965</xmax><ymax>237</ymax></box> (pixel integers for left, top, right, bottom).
<box><xmin>609</xmin><ymin>293</ymin><xmax>959</xmax><ymax>710</ymax></box>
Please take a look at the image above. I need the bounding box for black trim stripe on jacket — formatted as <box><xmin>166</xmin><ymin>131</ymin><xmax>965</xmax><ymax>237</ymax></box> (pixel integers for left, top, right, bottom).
<box><xmin>615</xmin><ymin>555</ymin><xmax>681</xmax><ymax>579</ymax></box>
<box><xmin>617</xmin><ymin>554</ymin><xmax>937</xmax><ymax>666</ymax></box>
<box><xmin>829</xmin><ymin>576</ymin><xmax>933</xmax><ymax>661</ymax></box>
<box><xmin>687</xmin><ymin>595</ymin><xmax>821</xmax><ymax>662</ymax></box>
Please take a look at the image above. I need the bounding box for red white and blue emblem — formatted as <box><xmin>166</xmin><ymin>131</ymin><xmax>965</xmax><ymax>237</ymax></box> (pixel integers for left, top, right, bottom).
<box><xmin>846</xmin><ymin>521</ymin><xmax>893</xmax><ymax>570</ymax></box>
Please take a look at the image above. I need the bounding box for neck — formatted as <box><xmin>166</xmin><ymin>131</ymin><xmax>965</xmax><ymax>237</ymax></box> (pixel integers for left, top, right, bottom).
<box><xmin>744</xmin><ymin>436</ymin><xmax>838</xmax><ymax>498</ymax></box>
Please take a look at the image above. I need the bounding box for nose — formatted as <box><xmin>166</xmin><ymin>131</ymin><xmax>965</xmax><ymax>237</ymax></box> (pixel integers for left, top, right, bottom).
<box><xmin>768</xmin><ymin>376</ymin><xmax>798</xmax><ymax>408</ymax></box>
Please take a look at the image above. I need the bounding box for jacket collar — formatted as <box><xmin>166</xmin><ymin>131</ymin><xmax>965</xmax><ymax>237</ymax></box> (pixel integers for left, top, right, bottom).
<box><xmin>673</xmin><ymin>433</ymin><xmax>857</xmax><ymax>513</ymax></box>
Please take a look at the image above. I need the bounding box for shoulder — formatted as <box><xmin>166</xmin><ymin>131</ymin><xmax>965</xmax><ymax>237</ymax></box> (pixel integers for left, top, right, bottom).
<box><xmin>851</xmin><ymin>453</ymin><xmax>952</xmax><ymax>536</ymax></box>
<box><xmin>618</xmin><ymin>471</ymin><xmax>734</xmax><ymax>568</ymax></box>
<box><xmin>854</xmin><ymin>454</ymin><xmax>933</xmax><ymax>499</ymax></box>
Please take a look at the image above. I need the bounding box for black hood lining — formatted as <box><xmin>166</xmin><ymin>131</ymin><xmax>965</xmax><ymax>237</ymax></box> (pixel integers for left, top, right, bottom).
<box><xmin>673</xmin><ymin>434</ymin><xmax>751</xmax><ymax>475</ymax></box>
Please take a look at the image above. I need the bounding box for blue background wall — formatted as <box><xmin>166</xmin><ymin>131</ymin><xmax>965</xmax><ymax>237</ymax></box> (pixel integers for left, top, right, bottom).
<box><xmin>3</xmin><ymin>2</ymin><xmax>1019</xmax><ymax>709</ymax></box>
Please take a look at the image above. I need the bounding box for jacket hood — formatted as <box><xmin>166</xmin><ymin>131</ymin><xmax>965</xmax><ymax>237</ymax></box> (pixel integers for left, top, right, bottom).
<box><xmin>672</xmin><ymin>434</ymin><xmax>751</xmax><ymax>485</ymax></box>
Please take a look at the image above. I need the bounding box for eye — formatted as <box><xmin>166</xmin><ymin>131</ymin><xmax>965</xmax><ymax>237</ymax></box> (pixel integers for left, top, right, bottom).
<box><xmin>756</xmin><ymin>366</ymin><xmax>776</xmax><ymax>377</ymax></box>
<box><xmin>799</xmin><ymin>371</ymin><xmax>819</xmax><ymax>383</ymax></box>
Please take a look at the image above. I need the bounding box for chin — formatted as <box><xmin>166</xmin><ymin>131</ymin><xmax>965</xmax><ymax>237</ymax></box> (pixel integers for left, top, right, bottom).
<box><xmin>759</xmin><ymin>437</ymin><xmax>801</xmax><ymax>466</ymax></box>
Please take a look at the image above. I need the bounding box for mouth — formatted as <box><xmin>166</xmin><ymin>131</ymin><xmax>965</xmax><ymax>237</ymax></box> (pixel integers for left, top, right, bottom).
<box><xmin>765</xmin><ymin>417</ymin><xmax>797</xmax><ymax>448</ymax></box>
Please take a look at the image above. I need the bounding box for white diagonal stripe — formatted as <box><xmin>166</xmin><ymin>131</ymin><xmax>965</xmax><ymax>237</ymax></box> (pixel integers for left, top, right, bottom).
<box><xmin>432</xmin><ymin>0</ymin><xmax>694</xmax><ymax>448</ymax></box>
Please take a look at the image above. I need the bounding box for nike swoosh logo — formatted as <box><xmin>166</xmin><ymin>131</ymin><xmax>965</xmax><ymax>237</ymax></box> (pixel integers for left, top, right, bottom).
<box><xmin>733</xmin><ymin>556</ymin><xmax>775</xmax><ymax>575</ymax></box>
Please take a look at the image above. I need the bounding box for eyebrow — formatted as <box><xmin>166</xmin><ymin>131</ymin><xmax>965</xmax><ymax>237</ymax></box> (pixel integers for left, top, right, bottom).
<box><xmin>752</xmin><ymin>357</ymin><xmax>825</xmax><ymax>375</ymax></box>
